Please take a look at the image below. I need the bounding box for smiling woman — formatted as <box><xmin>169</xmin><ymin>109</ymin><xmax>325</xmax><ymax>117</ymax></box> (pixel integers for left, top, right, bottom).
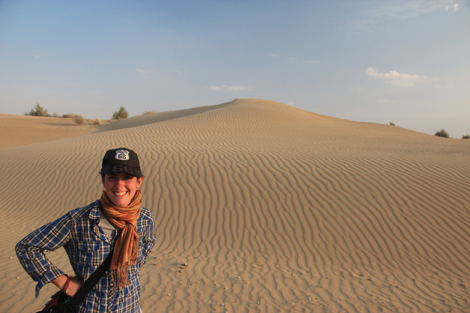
<box><xmin>15</xmin><ymin>147</ymin><xmax>156</xmax><ymax>313</ymax></box>
<box><xmin>102</xmin><ymin>172</ymin><xmax>143</xmax><ymax>207</ymax></box>
<box><xmin>100</xmin><ymin>148</ymin><xmax>144</xmax><ymax>207</ymax></box>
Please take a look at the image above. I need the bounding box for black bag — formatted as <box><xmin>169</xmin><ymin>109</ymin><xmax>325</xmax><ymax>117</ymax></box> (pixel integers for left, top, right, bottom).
<box><xmin>36</xmin><ymin>291</ymin><xmax>72</xmax><ymax>313</ymax></box>
<box><xmin>36</xmin><ymin>246</ymin><xmax>115</xmax><ymax>313</ymax></box>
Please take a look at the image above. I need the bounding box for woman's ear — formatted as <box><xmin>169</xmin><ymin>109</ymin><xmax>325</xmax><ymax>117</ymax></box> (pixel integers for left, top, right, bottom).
<box><xmin>136</xmin><ymin>176</ymin><xmax>143</xmax><ymax>189</ymax></box>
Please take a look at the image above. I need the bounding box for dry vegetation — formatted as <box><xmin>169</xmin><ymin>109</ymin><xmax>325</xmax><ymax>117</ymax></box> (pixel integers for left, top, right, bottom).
<box><xmin>73</xmin><ymin>114</ymin><xmax>85</xmax><ymax>125</ymax></box>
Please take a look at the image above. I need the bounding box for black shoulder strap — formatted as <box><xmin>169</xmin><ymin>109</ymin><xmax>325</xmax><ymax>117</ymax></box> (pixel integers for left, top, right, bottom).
<box><xmin>66</xmin><ymin>246</ymin><xmax>115</xmax><ymax>310</ymax></box>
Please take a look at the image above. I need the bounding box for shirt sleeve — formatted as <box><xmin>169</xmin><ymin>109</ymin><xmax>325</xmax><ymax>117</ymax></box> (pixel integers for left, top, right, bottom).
<box><xmin>15</xmin><ymin>212</ymin><xmax>73</xmax><ymax>297</ymax></box>
<box><xmin>138</xmin><ymin>213</ymin><xmax>157</xmax><ymax>268</ymax></box>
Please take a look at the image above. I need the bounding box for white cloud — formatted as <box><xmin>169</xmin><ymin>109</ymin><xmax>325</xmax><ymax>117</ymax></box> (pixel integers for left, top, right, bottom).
<box><xmin>366</xmin><ymin>67</ymin><xmax>434</xmax><ymax>88</ymax></box>
<box><xmin>207</xmin><ymin>85</ymin><xmax>251</xmax><ymax>92</ymax></box>
<box><xmin>352</xmin><ymin>0</ymin><xmax>460</xmax><ymax>32</ymax></box>
<box><xmin>445</xmin><ymin>2</ymin><xmax>459</xmax><ymax>11</ymax></box>
<box><xmin>267</xmin><ymin>53</ymin><xmax>318</xmax><ymax>65</ymax></box>
<box><xmin>379</xmin><ymin>98</ymin><xmax>396</xmax><ymax>103</ymax></box>
<box><xmin>349</xmin><ymin>87</ymin><xmax>364</xmax><ymax>92</ymax></box>
<box><xmin>371</xmin><ymin>0</ymin><xmax>460</xmax><ymax>19</ymax></box>
<box><xmin>136</xmin><ymin>69</ymin><xmax>146</xmax><ymax>74</ymax></box>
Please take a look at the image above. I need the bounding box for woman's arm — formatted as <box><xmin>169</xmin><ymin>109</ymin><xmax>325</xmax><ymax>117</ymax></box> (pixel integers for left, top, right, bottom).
<box><xmin>138</xmin><ymin>210</ymin><xmax>157</xmax><ymax>268</ymax></box>
<box><xmin>52</xmin><ymin>275</ymin><xmax>84</xmax><ymax>296</ymax></box>
<box><xmin>15</xmin><ymin>211</ymin><xmax>74</xmax><ymax>297</ymax></box>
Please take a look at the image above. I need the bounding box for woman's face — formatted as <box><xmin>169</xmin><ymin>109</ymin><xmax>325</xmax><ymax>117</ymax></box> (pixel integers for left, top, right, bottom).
<box><xmin>102</xmin><ymin>172</ymin><xmax>143</xmax><ymax>207</ymax></box>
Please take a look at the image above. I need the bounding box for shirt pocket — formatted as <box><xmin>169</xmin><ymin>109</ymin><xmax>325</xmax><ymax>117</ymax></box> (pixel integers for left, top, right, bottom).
<box><xmin>76</xmin><ymin>242</ymin><xmax>102</xmax><ymax>266</ymax></box>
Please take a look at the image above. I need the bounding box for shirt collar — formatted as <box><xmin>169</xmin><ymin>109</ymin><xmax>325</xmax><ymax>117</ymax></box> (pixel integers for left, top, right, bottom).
<box><xmin>88</xmin><ymin>200</ymin><xmax>101</xmax><ymax>221</ymax></box>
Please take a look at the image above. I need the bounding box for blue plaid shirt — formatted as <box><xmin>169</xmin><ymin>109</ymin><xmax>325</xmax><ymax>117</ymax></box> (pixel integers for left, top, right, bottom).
<box><xmin>15</xmin><ymin>200</ymin><xmax>157</xmax><ymax>313</ymax></box>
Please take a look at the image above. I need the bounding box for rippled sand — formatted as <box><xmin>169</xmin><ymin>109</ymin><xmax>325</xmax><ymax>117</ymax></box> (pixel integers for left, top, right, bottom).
<box><xmin>1</xmin><ymin>99</ymin><xmax>469</xmax><ymax>312</ymax></box>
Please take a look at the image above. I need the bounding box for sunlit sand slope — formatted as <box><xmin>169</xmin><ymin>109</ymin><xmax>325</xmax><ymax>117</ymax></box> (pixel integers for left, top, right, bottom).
<box><xmin>1</xmin><ymin>99</ymin><xmax>469</xmax><ymax>312</ymax></box>
<box><xmin>0</xmin><ymin>114</ymin><xmax>100</xmax><ymax>148</ymax></box>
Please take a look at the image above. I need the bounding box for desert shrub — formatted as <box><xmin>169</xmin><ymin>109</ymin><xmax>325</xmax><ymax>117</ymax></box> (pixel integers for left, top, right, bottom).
<box><xmin>73</xmin><ymin>114</ymin><xmax>85</xmax><ymax>125</ymax></box>
<box><xmin>26</xmin><ymin>103</ymin><xmax>50</xmax><ymax>117</ymax></box>
<box><xmin>113</xmin><ymin>106</ymin><xmax>128</xmax><ymax>120</ymax></box>
<box><xmin>53</xmin><ymin>113</ymin><xmax>59</xmax><ymax>118</ymax></box>
<box><xmin>462</xmin><ymin>134</ymin><xmax>470</xmax><ymax>139</ymax></box>
<box><xmin>143</xmin><ymin>110</ymin><xmax>156</xmax><ymax>114</ymax></box>
<box><xmin>62</xmin><ymin>113</ymin><xmax>74</xmax><ymax>118</ymax></box>
<box><xmin>435</xmin><ymin>129</ymin><xmax>449</xmax><ymax>138</ymax></box>
<box><xmin>389</xmin><ymin>122</ymin><xmax>395</xmax><ymax>126</ymax></box>
<box><xmin>92</xmin><ymin>118</ymin><xmax>101</xmax><ymax>125</ymax></box>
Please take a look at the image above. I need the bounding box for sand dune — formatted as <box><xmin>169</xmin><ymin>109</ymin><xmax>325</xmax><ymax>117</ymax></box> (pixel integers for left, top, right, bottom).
<box><xmin>0</xmin><ymin>114</ymin><xmax>106</xmax><ymax>149</ymax></box>
<box><xmin>1</xmin><ymin>99</ymin><xmax>469</xmax><ymax>312</ymax></box>
<box><xmin>96</xmin><ymin>102</ymin><xmax>235</xmax><ymax>133</ymax></box>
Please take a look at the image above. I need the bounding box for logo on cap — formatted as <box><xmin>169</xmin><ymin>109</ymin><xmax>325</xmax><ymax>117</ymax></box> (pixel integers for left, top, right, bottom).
<box><xmin>115</xmin><ymin>149</ymin><xmax>130</xmax><ymax>161</ymax></box>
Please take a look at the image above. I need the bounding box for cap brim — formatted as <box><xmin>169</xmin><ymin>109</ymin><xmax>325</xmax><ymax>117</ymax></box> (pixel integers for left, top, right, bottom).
<box><xmin>100</xmin><ymin>164</ymin><xmax>143</xmax><ymax>178</ymax></box>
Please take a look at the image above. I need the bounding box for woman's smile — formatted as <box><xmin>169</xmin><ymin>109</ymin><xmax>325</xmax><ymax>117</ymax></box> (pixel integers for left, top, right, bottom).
<box><xmin>103</xmin><ymin>173</ymin><xmax>142</xmax><ymax>207</ymax></box>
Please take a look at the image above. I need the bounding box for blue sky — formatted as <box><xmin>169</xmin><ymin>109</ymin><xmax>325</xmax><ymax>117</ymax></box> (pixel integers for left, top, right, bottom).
<box><xmin>1</xmin><ymin>0</ymin><xmax>469</xmax><ymax>137</ymax></box>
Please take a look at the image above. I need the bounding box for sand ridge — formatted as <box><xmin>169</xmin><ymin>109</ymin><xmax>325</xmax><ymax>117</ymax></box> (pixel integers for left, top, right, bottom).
<box><xmin>1</xmin><ymin>99</ymin><xmax>470</xmax><ymax>312</ymax></box>
<box><xmin>0</xmin><ymin>114</ymin><xmax>107</xmax><ymax>149</ymax></box>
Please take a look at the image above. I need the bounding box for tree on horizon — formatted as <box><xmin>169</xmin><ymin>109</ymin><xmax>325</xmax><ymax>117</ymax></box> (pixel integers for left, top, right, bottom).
<box><xmin>113</xmin><ymin>106</ymin><xmax>128</xmax><ymax>120</ymax></box>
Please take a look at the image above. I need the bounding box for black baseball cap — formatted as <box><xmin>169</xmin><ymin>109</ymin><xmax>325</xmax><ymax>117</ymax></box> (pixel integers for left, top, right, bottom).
<box><xmin>100</xmin><ymin>148</ymin><xmax>143</xmax><ymax>178</ymax></box>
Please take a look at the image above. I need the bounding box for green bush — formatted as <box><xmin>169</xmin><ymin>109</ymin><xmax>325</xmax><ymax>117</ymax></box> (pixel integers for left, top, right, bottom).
<box><xmin>389</xmin><ymin>122</ymin><xmax>395</xmax><ymax>126</ymax></box>
<box><xmin>113</xmin><ymin>106</ymin><xmax>128</xmax><ymax>120</ymax></box>
<box><xmin>462</xmin><ymin>134</ymin><xmax>470</xmax><ymax>139</ymax></box>
<box><xmin>25</xmin><ymin>103</ymin><xmax>50</xmax><ymax>117</ymax></box>
<box><xmin>434</xmin><ymin>129</ymin><xmax>449</xmax><ymax>138</ymax></box>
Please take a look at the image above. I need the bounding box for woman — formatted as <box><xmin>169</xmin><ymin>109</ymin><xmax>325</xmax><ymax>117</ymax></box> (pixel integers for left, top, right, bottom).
<box><xmin>16</xmin><ymin>148</ymin><xmax>157</xmax><ymax>313</ymax></box>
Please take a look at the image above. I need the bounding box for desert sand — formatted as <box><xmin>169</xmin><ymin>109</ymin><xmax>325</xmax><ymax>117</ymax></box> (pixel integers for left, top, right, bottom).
<box><xmin>1</xmin><ymin>99</ymin><xmax>469</xmax><ymax>312</ymax></box>
<box><xmin>0</xmin><ymin>114</ymin><xmax>106</xmax><ymax>149</ymax></box>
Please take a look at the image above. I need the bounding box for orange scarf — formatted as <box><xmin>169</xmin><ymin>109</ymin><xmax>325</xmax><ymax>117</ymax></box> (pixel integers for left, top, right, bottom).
<box><xmin>99</xmin><ymin>189</ymin><xmax>142</xmax><ymax>290</ymax></box>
